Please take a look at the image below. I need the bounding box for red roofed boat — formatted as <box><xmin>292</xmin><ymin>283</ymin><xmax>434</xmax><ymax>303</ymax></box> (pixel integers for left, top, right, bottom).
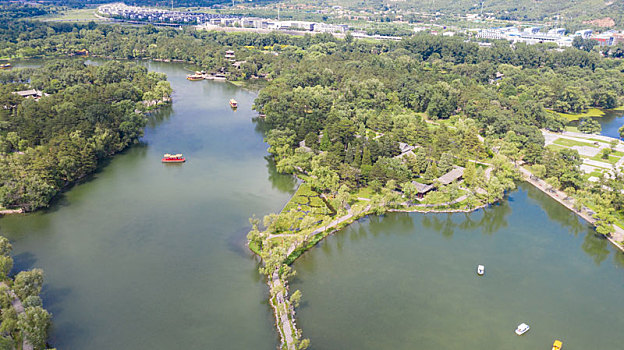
<box><xmin>161</xmin><ymin>153</ymin><xmax>185</xmax><ymax>163</ymax></box>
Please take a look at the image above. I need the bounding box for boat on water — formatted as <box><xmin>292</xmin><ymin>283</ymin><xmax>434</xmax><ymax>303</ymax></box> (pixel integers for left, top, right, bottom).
<box><xmin>161</xmin><ymin>153</ymin><xmax>186</xmax><ymax>163</ymax></box>
<box><xmin>213</xmin><ymin>73</ymin><xmax>227</xmax><ymax>81</ymax></box>
<box><xmin>552</xmin><ymin>340</ymin><xmax>563</xmax><ymax>350</ymax></box>
<box><xmin>477</xmin><ymin>264</ymin><xmax>485</xmax><ymax>276</ymax></box>
<box><xmin>0</xmin><ymin>63</ymin><xmax>11</xmax><ymax>69</ymax></box>
<box><xmin>515</xmin><ymin>323</ymin><xmax>530</xmax><ymax>335</ymax></box>
<box><xmin>229</xmin><ymin>99</ymin><xmax>238</xmax><ymax>108</ymax></box>
<box><xmin>186</xmin><ymin>72</ymin><xmax>204</xmax><ymax>81</ymax></box>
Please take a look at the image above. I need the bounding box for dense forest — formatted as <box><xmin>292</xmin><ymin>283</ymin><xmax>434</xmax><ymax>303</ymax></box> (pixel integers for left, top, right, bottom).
<box><xmin>0</xmin><ymin>60</ymin><xmax>172</xmax><ymax>211</ymax></box>
<box><xmin>0</xmin><ymin>3</ymin><xmax>50</xmax><ymax>20</ymax></box>
<box><xmin>2</xmin><ymin>18</ymin><xmax>624</xmax><ymax>350</ymax></box>
<box><xmin>1</xmin><ymin>20</ymin><xmax>623</xmax><ymax>215</ymax></box>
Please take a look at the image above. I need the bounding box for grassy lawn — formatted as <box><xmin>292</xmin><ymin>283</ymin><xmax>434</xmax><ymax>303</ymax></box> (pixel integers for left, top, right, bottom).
<box><xmin>34</xmin><ymin>9</ymin><xmax>103</xmax><ymax>22</ymax></box>
<box><xmin>589</xmin><ymin>153</ymin><xmax>621</xmax><ymax>164</ymax></box>
<box><xmin>353</xmin><ymin>186</ymin><xmax>375</xmax><ymax>199</ymax></box>
<box><xmin>585</xmin><ymin>138</ymin><xmax>609</xmax><ymax>144</ymax></box>
<box><xmin>612</xmin><ymin>150</ymin><xmax>624</xmax><ymax>157</ymax></box>
<box><xmin>412</xmin><ymin>177</ymin><xmax>429</xmax><ymax>184</ymax></box>
<box><xmin>588</xmin><ymin>171</ymin><xmax>604</xmax><ymax>178</ymax></box>
<box><xmin>565</xmin><ymin>125</ymin><xmax>580</xmax><ymax>133</ymax></box>
<box><xmin>553</xmin><ymin>138</ymin><xmax>597</xmax><ymax>148</ymax></box>
<box><xmin>546</xmin><ymin>144</ymin><xmax>567</xmax><ymax>151</ymax></box>
<box><xmin>557</xmin><ymin>108</ymin><xmax>605</xmax><ymax>121</ymax></box>
<box><xmin>275</xmin><ymin>183</ymin><xmax>333</xmax><ymax>233</ymax></box>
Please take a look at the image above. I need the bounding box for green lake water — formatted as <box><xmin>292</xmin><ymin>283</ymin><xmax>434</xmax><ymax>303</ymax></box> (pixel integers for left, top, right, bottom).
<box><xmin>1</xmin><ymin>61</ymin><xmax>623</xmax><ymax>350</ymax></box>
<box><xmin>291</xmin><ymin>184</ymin><xmax>624</xmax><ymax>350</ymax></box>
<box><xmin>0</xmin><ymin>61</ymin><xmax>296</xmax><ymax>349</ymax></box>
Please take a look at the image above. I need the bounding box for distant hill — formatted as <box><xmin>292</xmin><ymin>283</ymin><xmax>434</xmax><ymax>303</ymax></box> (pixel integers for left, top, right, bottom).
<box><xmin>41</xmin><ymin>0</ymin><xmax>278</xmax><ymax>9</ymax></box>
<box><xmin>329</xmin><ymin>0</ymin><xmax>623</xmax><ymax>27</ymax></box>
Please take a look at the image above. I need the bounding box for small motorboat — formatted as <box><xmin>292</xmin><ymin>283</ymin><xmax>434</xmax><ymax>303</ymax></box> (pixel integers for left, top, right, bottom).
<box><xmin>477</xmin><ymin>265</ymin><xmax>485</xmax><ymax>276</ymax></box>
<box><xmin>552</xmin><ymin>340</ymin><xmax>563</xmax><ymax>350</ymax></box>
<box><xmin>186</xmin><ymin>72</ymin><xmax>204</xmax><ymax>81</ymax></box>
<box><xmin>161</xmin><ymin>153</ymin><xmax>186</xmax><ymax>163</ymax></box>
<box><xmin>229</xmin><ymin>99</ymin><xmax>238</xmax><ymax>108</ymax></box>
<box><xmin>515</xmin><ymin>323</ymin><xmax>530</xmax><ymax>335</ymax></box>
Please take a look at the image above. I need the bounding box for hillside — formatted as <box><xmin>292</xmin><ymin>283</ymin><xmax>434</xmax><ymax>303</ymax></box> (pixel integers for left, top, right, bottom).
<box><xmin>294</xmin><ymin>0</ymin><xmax>624</xmax><ymax>27</ymax></box>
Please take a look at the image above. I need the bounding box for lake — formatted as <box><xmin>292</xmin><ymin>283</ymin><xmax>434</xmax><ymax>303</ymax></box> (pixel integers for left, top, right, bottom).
<box><xmin>291</xmin><ymin>184</ymin><xmax>624</xmax><ymax>349</ymax></box>
<box><xmin>0</xmin><ymin>61</ymin><xmax>296</xmax><ymax>349</ymax></box>
<box><xmin>2</xmin><ymin>61</ymin><xmax>623</xmax><ymax>350</ymax></box>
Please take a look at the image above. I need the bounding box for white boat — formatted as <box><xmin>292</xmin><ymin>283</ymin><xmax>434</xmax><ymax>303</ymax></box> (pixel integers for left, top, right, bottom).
<box><xmin>477</xmin><ymin>265</ymin><xmax>485</xmax><ymax>275</ymax></box>
<box><xmin>515</xmin><ymin>323</ymin><xmax>530</xmax><ymax>335</ymax></box>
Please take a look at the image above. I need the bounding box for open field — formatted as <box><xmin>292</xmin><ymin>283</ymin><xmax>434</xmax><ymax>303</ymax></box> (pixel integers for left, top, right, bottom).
<box><xmin>556</xmin><ymin>108</ymin><xmax>605</xmax><ymax>121</ymax></box>
<box><xmin>553</xmin><ymin>137</ymin><xmax>597</xmax><ymax>148</ymax></box>
<box><xmin>33</xmin><ymin>9</ymin><xmax>104</xmax><ymax>22</ymax></box>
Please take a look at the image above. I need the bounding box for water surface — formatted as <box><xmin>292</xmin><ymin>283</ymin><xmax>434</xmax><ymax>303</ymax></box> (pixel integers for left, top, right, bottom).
<box><xmin>292</xmin><ymin>184</ymin><xmax>624</xmax><ymax>350</ymax></box>
<box><xmin>3</xmin><ymin>60</ymin><xmax>624</xmax><ymax>350</ymax></box>
<box><xmin>0</xmin><ymin>61</ymin><xmax>295</xmax><ymax>349</ymax></box>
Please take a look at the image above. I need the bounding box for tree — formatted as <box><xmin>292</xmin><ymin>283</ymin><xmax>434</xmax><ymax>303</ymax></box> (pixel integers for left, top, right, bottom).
<box><xmin>401</xmin><ymin>181</ymin><xmax>419</xmax><ymax>201</ymax></box>
<box><xmin>531</xmin><ymin>164</ymin><xmax>546</xmax><ymax>179</ymax></box>
<box><xmin>13</xmin><ymin>269</ymin><xmax>44</xmax><ymax>300</ymax></box>
<box><xmin>320</xmin><ymin>131</ymin><xmax>331</xmax><ymax>151</ymax></box>
<box><xmin>463</xmin><ymin>161</ymin><xmax>476</xmax><ymax>187</ymax></box>
<box><xmin>524</xmin><ymin>143</ymin><xmax>543</xmax><ymax>164</ymax></box>
<box><xmin>360</xmin><ymin>147</ymin><xmax>372</xmax><ymax>168</ymax></box>
<box><xmin>300</xmin><ymin>215</ymin><xmax>317</xmax><ymax>230</ymax></box>
<box><xmin>290</xmin><ymin>289</ymin><xmax>302</xmax><ymax>308</ymax></box>
<box><xmin>303</xmin><ymin>132</ymin><xmax>319</xmax><ymax>150</ymax></box>
<box><xmin>17</xmin><ymin>306</ymin><xmax>51</xmax><ymax>350</ymax></box>
<box><xmin>423</xmin><ymin>161</ymin><xmax>438</xmax><ymax>182</ymax></box>
<box><xmin>335</xmin><ymin>185</ymin><xmax>350</xmax><ymax>212</ymax></box>
<box><xmin>0</xmin><ymin>256</ymin><xmax>13</xmax><ymax>280</ymax></box>
<box><xmin>309</xmin><ymin>166</ymin><xmax>339</xmax><ymax>193</ymax></box>
<box><xmin>437</xmin><ymin>151</ymin><xmax>454</xmax><ymax>174</ymax></box>
<box><xmin>263</xmin><ymin>213</ymin><xmax>279</xmax><ymax>231</ymax></box>
<box><xmin>0</xmin><ymin>237</ymin><xmax>12</xmax><ymax>257</ymax></box>
<box><xmin>577</xmin><ymin>118</ymin><xmax>602</xmax><ymax>134</ymax></box>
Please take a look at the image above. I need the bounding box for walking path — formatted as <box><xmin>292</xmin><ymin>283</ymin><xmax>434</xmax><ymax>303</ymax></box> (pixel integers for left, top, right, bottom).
<box><xmin>0</xmin><ymin>282</ymin><xmax>33</xmax><ymax>350</ymax></box>
<box><xmin>269</xmin><ymin>271</ymin><xmax>296</xmax><ymax>350</ymax></box>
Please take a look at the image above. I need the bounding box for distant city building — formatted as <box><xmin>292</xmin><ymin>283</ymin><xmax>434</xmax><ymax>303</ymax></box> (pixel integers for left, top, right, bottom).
<box><xmin>475</xmin><ymin>26</ymin><xmax>614</xmax><ymax>47</ymax></box>
<box><xmin>591</xmin><ymin>33</ymin><xmax>614</xmax><ymax>46</ymax></box>
<box><xmin>548</xmin><ymin>28</ymin><xmax>566</xmax><ymax>35</ymax></box>
<box><xmin>574</xmin><ymin>29</ymin><xmax>593</xmax><ymax>39</ymax></box>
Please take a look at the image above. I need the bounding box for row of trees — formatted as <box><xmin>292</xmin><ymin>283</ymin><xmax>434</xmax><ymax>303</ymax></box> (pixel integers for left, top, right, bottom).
<box><xmin>0</xmin><ymin>60</ymin><xmax>172</xmax><ymax>211</ymax></box>
<box><xmin>0</xmin><ymin>237</ymin><xmax>51</xmax><ymax>350</ymax></box>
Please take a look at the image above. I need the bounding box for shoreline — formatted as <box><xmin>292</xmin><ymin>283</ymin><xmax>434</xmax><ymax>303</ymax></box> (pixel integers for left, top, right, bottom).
<box><xmin>257</xmin><ymin>166</ymin><xmax>624</xmax><ymax>349</ymax></box>
<box><xmin>518</xmin><ymin>166</ymin><xmax>624</xmax><ymax>253</ymax></box>
<box><xmin>256</xmin><ymin>184</ymin><xmax>498</xmax><ymax>349</ymax></box>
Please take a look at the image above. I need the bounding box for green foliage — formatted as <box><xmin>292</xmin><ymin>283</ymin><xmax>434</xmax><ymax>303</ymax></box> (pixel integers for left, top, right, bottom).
<box><xmin>0</xmin><ymin>60</ymin><xmax>170</xmax><ymax>211</ymax></box>
<box><xmin>17</xmin><ymin>306</ymin><xmax>50</xmax><ymax>350</ymax></box>
<box><xmin>13</xmin><ymin>269</ymin><xmax>44</xmax><ymax>301</ymax></box>
<box><xmin>577</xmin><ymin>118</ymin><xmax>602</xmax><ymax>134</ymax></box>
